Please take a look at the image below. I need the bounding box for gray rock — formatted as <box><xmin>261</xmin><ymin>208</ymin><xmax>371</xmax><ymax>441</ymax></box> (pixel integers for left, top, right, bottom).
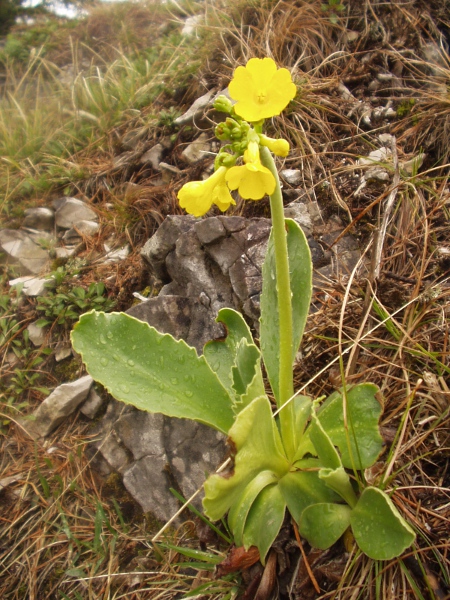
<box><xmin>0</xmin><ymin>229</ymin><xmax>49</xmax><ymax>275</ymax></box>
<box><xmin>281</xmin><ymin>169</ymin><xmax>302</xmax><ymax>185</ymax></box>
<box><xmin>116</xmin><ymin>411</ymin><xmax>165</xmax><ymax>461</ymax></box>
<box><xmin>55</xmin><ymin>342</ymin><xmax>73</xmax><ymax>362</ymax></box>
<box><xmin>140</xmin><ymin>143</ymin><xmax>164</xmax><ymax>170</ymax></box>
<box><xmin>181</xmin><ymin>132</ymin><xmax>211</xmax><ymax>164</ymax></box>
<box><xmin>55</xmin><ymin>198</ymin><xmax>98</xmax><ymax>229</ymax></box>
<box><xmin>194</xmin><ymin>216</ymin><xmax>226</xmax><ymax>245</ymax></box>
<box><xmin>123</xmin><ymin>455</ymin><xmax>179</xmax><ymax>520</ymax></box>
<box><xmin>23</xmin><ymin>207</ymin><xmax>55</xmax><ymax>231</ymax></box>
<box><xmin>94</xmin><ymin>434</ymin><xmax>131</xmax><ymax>474</ymax></box>
<box><xmin>164</xmin><ymin>418</ymin><xmax>226</xmax><ymax>509</ymax></box>
<box><xmin>80</xmin><ymin>387</ymin><xmax>104</xmax><ymax>419</ymax></box>
<box><xmin>141</xmin><ymin>215</ymin><xmax>196</xmax><ymax>281</ymax></box>
<box><xmin>174</xmin><ymin>89</ymin><xmax>215</xmax><ymax>127</ymax></box>
<box><xmin>63</xmin><ymin>220</ymin><xmax>99</xmax><ymax>242</ymax></box>
<box><xmin>9</xmin><ymin>275</ymin><xmax>47</xmax><ymax>297</ymax></box>
<box><xmin>22</xmin><ymin>375</ymin><xmax>93</xmax><ymax>438</ymax></box>
<box><xmin>159</xmin><ymin>162</ymin><xmax>182</xmax><ymax>183</ymax></box>
<box><xmin>284</xmin><ymin>201</ymin><xmax>313</xmax><ymax>233</ymax></box>
<box><xmin>27</xmin><ymin>321</ymin><xmax>47</xmax><ymax>346</ymax></box>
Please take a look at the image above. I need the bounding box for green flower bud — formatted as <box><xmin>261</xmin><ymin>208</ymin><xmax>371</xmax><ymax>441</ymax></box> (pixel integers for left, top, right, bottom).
<box><xmin>213</xmin><ymin>95</ymin><xmax>234</xmax><ymax>114</ymax></box>
<box><xmin>215</xmin><ymin>122</ymin><xmax>231</xmax><ymax>141</ymax></box>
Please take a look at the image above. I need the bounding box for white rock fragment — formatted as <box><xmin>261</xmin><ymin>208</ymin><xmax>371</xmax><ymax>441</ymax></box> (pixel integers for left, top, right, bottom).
<box><xmin>22</xmin><ymin>375</ymin><xmax>93</xmax><ymax>438</ymax></box>
<box><xmin>27</xmin><ymin>321</ymin><xmax>47</xmax><ymax>346</ymax></box>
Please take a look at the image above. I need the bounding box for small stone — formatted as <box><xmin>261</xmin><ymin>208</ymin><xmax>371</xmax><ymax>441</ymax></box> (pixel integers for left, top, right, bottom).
<box><xmin>0</xmin><ymin>229</ymin><xmax>49</xmax><ymax>275</ymax></box>
<box><xmin>140</xmin><ymin>143</ymin><xmax>164</xmax><ymax>169</ymax></box>
<box><xmin>55</xmin><ymin>198</ymin><xmax>97</xmax><ymax>229</ymax></box>
<box><xmin>63</xmin><ymin>220</ymin><xmax>99</xmax><ymax>242</ymax></box>
<box><xmin>9</xmin><ymin>276</ymin><xmax>47</xmax><ymax>297</ymax></box>
<box><xmin>27</xmin><ymin>321</ymin><xmax>47</xmax><ymax>346</ymax></box>
<box><xmin>159</xmin><ymin>162</ymin><xmax>181</xmax><ymax>183</ymax></box>
<box><xmin>80</xmin><ymin>387</ymin><xmax>104</xmax><ymax>419</ymax></box>
<box><xmin>181</xmin><ymin>133</ymin><xmax>211</xmax><ymax>164</ymax></box>
<box><xmin>174</xmin><ymin>90</ymin><xmax>215</xmax><ymax>127</ymax></box>
<box><xmin>21</xmin><ymin>375</ymin><xmax>93</xmax><ymax>438</ymax></box>
<box><xmin>358</xmin><ymin>147</ymin><xmax>391</xmax><ymax>166</ymax></box>
<box><xmin>103</xmin><ymin>245</ymin><xmax>130</xmax><ymax>263</ymax></box>
<box><xmin>55</xmin><ymin>247</ymin><xmax>77</xmax><ymax>260</ymax></box>
<box><xmin>281</xmin><ymin>169</ymin><xmax>302</xmax><ymax>185</ymax></box>
<box><xmin>23</xmin><ymin>207</ymin><xmax>55</xmax><ymax>231</ymax></box>
<box><xmin>55</xmin><ymin>342</ymin><xmax>72</xmax><ymax>362</ymax></box>
<box><xmin>284</xmin><ymin>202</ymin><xmax>313</xmax><ymax>232</ymax></box>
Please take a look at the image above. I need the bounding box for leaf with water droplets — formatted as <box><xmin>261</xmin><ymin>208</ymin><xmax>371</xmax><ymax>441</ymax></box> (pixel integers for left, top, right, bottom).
<box><xmin>260</xmin><ymin>219</ymin><xmax>312</xmax><ymax>402</ymax></box>
<box><xmin>71</xmin><ymin>311</ymin><xmax>235</xmax><ymax>433</ymax></box>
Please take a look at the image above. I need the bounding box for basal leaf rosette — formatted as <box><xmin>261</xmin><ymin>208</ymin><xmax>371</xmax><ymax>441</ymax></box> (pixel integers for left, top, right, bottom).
<box><xmin>228</xmin><ymin>57</ymin><xmax>297</xmax><ymax>122</ymax></box>
<box><xmin>203</xmin><ymin>396</ymin><xmax>339</xmax><ymax>563</ymax></box>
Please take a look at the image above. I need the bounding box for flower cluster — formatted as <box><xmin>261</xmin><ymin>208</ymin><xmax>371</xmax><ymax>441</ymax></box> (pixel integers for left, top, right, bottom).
<box><xmin>177</xmin><ymin>58</ymin><xmax>296</xmax><ymax>217</ymax></box>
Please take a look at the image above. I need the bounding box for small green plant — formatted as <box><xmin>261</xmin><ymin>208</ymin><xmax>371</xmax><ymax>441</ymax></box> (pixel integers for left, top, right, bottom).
<box><xmin>36</xmin><ymin>270</ymin><xmax>115</xmax><ymax>329</ymax></box>
<box><xmin>72</xmin><ymin>58</ymin><xmax>415</xmax><ymax>563</ymax></box>
<box><xmin>321</xmin><ymin>0</ymin><xmax>345</xmax><ymax>24</ymax></box>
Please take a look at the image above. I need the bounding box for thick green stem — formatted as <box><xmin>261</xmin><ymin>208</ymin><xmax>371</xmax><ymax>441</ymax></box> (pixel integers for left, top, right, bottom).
<box><xmin>260</xmin><ymin>146</ymin><xmax>296</xmax><ymax>459</ymax></box>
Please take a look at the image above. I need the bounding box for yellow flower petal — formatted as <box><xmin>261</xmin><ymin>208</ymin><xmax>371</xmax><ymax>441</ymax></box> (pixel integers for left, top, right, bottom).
<box><xmin>226</xmin><ymin>162</ymin><xmax>275</xmax><ymax>200</ymax></box>
<box><xmin>212</xmin><ymin>181</ymin><xmax>236</xmax><ymax>212</ymax></box>
<box><xmin>178</xmin><ymin>167</ymin><xmax>230</xmax><ymax>217</ymax></box>
<box><xmin>228</xmin><ymin>57</ymin><xmax>296</xmax><ymax>122</ymax></box>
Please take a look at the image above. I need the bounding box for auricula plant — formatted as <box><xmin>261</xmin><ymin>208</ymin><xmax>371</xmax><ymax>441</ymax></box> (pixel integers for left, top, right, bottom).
<box><xmin>71</xmin><ymin>58</ymin><xmax>415</xmax><ymax>563</ymax></box>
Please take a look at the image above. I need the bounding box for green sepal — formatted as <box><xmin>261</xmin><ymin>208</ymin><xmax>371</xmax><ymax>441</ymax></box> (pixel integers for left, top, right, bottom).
<box><xmin>71</xmin><ymin>311</ymin><xmax>235</xmax><ymax>433</ymax></box>
<box><xmin>203</xmin><ymin>308</ymin><xmax>255</xmax><ymax>398</ymax></box>
<box><xmin>300</xmin><ymin>503</ymin><xmax>352</xmax><ymax>549</ymax></box>
<box><xmin>350</xmin><ymin>487</ymin><xmax>416</xmax><ymax>560</ymax></box>
<box><xmin>260</xmin><ymin>218</ymin><xmax>312</xmax><ymax>401</ymax></box>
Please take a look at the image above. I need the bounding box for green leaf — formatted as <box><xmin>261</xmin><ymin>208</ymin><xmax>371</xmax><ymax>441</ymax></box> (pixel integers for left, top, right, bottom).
<box><xmin>71</xmin><ymin>311</ymin><xmax>235</xmax><ymax>433</ymax></box>
<box><xmin>300</xmin><ymin>503</ymin><xmax>352</xmax><ymax>549</ymax></box>
<box><xmin>308</xmin><ymin>402</ymin><xmax>342</xmax><ymax>469</ymax></box>
<box><xmin>319</xmin><ymin>467</ymin><xmax>358</xmax><ymax>508</ymax></box>
<box><xmin>232</xmin><ymin>339</ymin><xmax>264</xmax><ymax>397</ymax></box>
<box><xmin>260</xmin><ymin>218</ymin><xmax>312</xmax><ymax>401</ymax></box>
<box><xmin>350</xmin><ymin>487</ymin><xmax>416</xmax><ymax>560</ymax></box>
<box><xmin>203</xmin><ymin>308</ymin><xmax>255</xmax><ymax>398</ymax></box>
<box><xmin>203</xmin><ymin>396</ymin><xmax>288</xmax><ymax>521</ymax></box>
<box><xmin>228</xmin><ymin>469</ymin><xmax>278</xmax><ymax>546</ymax></box>
<box><xmin>242</xmin><ymin>484</ymin><xmax>286</xmax><ymax>565</ymax></box>
<box><xmin>304</xmin><ymin>384</ymin><xmax>383</xmax><ymax>470</ymax></box>
<box><xmin>278</xmin><ymin>470</ymin><xmax>339</xmax><ymax>523</ymax></box>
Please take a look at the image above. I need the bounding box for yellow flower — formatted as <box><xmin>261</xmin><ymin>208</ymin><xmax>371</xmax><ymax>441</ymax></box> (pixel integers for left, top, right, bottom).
<box><xmin>178</xmin><ymin>166</ymin><xmax>236</xmax><ymax>217</ymax></box>
<box><xmin>228</xmin><ymin>57</ymin><xmax>296</xmax><ymax>122</ymax></box>
<box><xmin>226</xmin><ymin>141</ymin><xmax>276</xmax><ymax>200</ymax></box>
<box><xmin>259</xmin><ymin>134</ymin><xmax>290</xmax><ymax>157</ymax></box>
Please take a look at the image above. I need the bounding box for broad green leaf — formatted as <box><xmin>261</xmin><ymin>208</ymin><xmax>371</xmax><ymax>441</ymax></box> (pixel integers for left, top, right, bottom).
<box><xmin>278</xmin><ymin>470</ymin><xmax>339</xmax><ymax>523</ymax></box>
<box><xmin>301</xmin><ymin>384</ymin><xmax>383</xmax><ymax>470</ymax></box>
<box><xmin>319</xmin><ymin>467</ymin><xmax>358</xmax><ymax>508</ymax></box>
<box><xmin>71</xmin><ymin>311</ymin><xmax>234</xmax><ymax>433</ymax></box>
<box><xmin>232</xmin><ymin>339</ymin><xmax>265</xmax><ymax>399</ymax></box>
<box><xmin>203</xmin><ymin>396</ymin><xmax>289</xmax><ymax>520</ymax></box>
<box><xmin>350</xmin><ymin>487</ymin><xmax>416</xmax><ymax>560</ymax></box>
<box><xmin>228</xmin><ymin>470</ymin><xmax>278</xmax><ymax>546</ymax></box>
<box><xmin>234</xmin><ymin>369</ymin><xmax>267</xmax><ymax>414</ymax></box>
<box><xmin>260</xmin><ymin>218</ymin><xmax>312</xmax><ymax>401</ymax></box>
<box><xmin>203</xmin><ymin>308</ymin><xmax>255</xmax><ymax>397</ymax></box>
<box><xmin>242</xmin><ymin>484</ymin><xmax>286</xmax><ymax>564</ymax></box>
<box><xmin>308</xmin><ymin>402</ymin><xmax>342</xmax><ymax>470</ymax></box>
<box><xmin>300</xmin><ymin>503</ymin><xmax>352</xmax><ymax>549</ymax></box>
<box><xmin>293</xmin><ymin>395</ymin><xmax>312</xmax><ymax>438</ymax></box>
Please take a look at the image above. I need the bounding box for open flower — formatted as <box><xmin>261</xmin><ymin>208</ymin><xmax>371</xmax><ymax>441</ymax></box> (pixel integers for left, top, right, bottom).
<box><xmin>228</xmin><ymin>57</ymin><xmax>296</xmax><ymax>122</ymax></box>
<box><xmin>178</xmin><ymin>166</ymin><xmax>236</xmax><ymax>217</ymax></box>
<box><xmin>226</xmin><ymin>141</ymin><xmax>276</xmax><ymax>200</ymax></box>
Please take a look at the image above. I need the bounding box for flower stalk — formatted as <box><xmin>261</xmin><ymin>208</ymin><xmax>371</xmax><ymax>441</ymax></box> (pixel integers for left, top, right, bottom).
<box><xmin>260</xmin><ymin>145</ymin><xmax>296</xmax><ymax>460</ymax></box>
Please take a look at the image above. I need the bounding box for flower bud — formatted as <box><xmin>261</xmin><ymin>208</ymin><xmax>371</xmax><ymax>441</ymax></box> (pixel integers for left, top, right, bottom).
<box><xmin>258</xmin><ymin>134</ymin><xmax>290</xmax><ymax>157</ymax></box>
<box><xmin>213</xmin><ymin>95</ymin><xmax>234</xmax><ymax>114</ymax></box>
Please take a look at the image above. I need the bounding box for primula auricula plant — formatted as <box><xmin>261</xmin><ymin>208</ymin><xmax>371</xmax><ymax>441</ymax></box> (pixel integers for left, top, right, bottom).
<box><xmin>71</xmin><ymin>58</ymin><xmax>415</xmax><ymax>563</ymax></box>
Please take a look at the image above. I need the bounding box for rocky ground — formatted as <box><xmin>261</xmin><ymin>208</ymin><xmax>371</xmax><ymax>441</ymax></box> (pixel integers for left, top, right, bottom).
<box><xmin>0</xmin><ymin>0</ymin><xmax>449</xmax><ymax>598</ymax></box>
